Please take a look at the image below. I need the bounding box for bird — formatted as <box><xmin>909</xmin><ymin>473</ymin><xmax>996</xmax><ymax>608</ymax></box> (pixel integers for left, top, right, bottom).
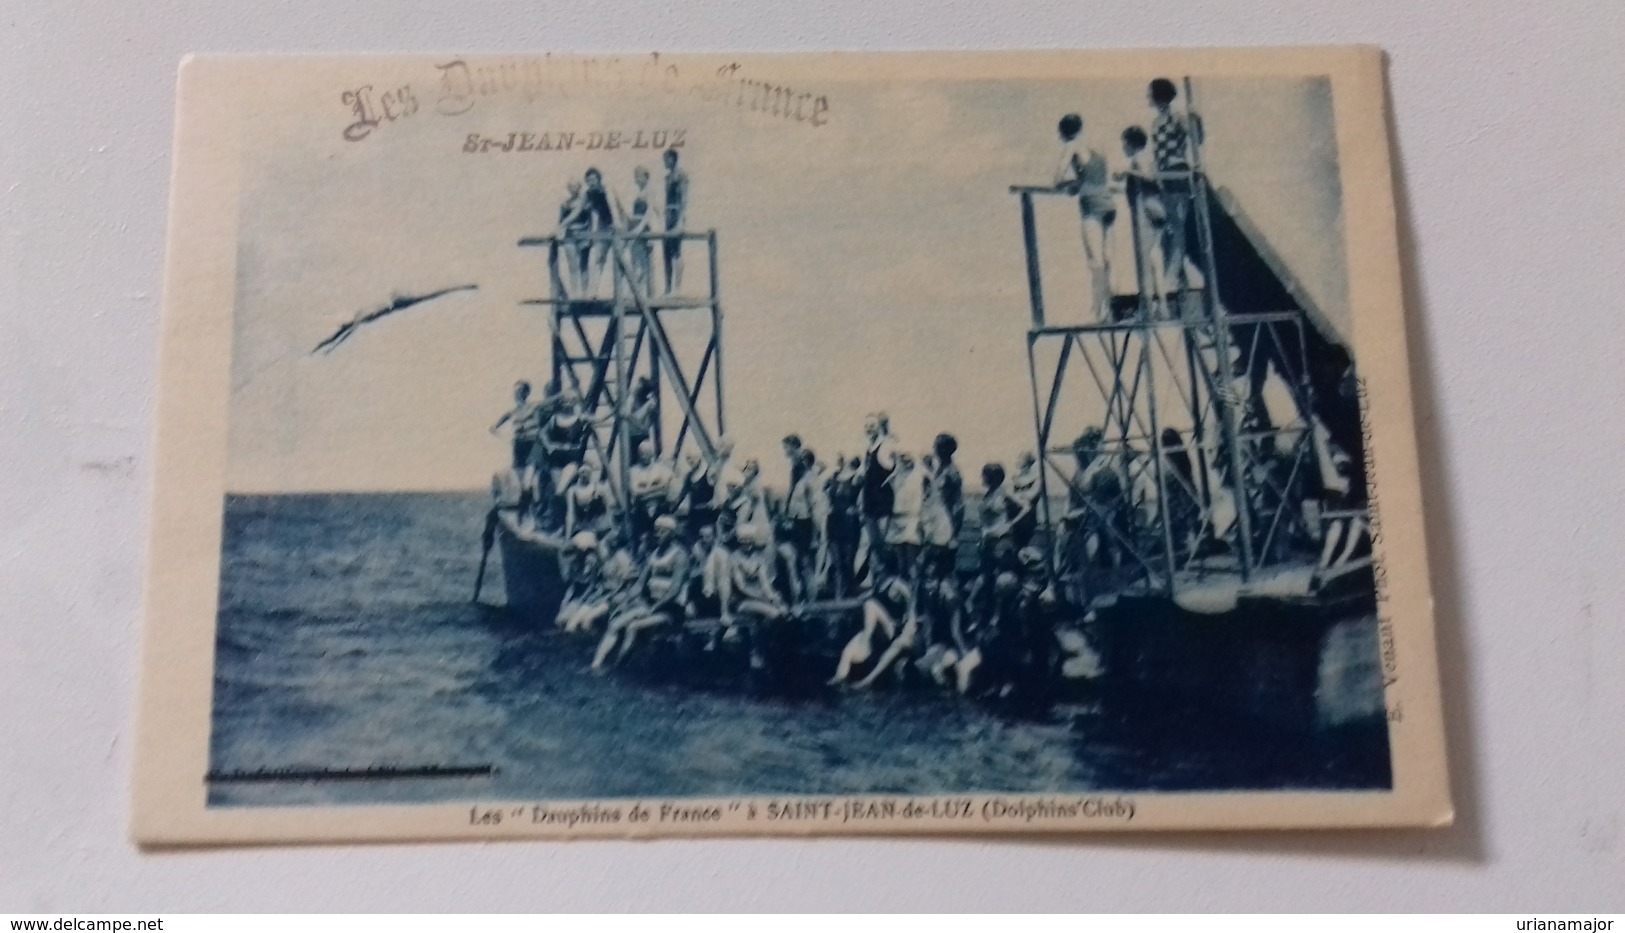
<box><xmin>311</xmin><ymin>284</ymin><xmax>478</xmax><ymax>354</ymax></box>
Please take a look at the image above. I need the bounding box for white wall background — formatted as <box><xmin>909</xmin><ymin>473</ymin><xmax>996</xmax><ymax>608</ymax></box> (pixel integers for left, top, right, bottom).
<box><xmin>2</xmin><ymin>0</ymin><xmax>1621</xmax><ymax>912</ymax></box>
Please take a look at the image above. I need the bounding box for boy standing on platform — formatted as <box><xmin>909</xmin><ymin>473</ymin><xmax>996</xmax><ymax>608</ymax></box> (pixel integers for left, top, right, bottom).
<box><xmin>1148</xmin><ymin>78</ymin><xmax>1203</xmax><ymax>298</ymax></box>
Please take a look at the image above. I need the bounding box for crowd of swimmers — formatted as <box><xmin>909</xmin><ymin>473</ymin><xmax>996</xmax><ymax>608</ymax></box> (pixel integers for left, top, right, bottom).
<box><xmin>488</xmin><ymin>373</ymin><xmax>1368</xmax><ymax>699</ymax></box>
<box><xmin>476</xmin><ymin>78</ymin><xmax>1371</xmax><ymax>698</ymax></box>
<box><xmin>491</xmin><ymin>374</ymin><xmax>1281</xmax><ymax>699</ymax></box>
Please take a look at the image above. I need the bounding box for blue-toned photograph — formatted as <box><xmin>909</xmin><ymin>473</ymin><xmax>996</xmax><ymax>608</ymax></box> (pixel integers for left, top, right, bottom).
<box><xmin>207</xmin><ymin>64</ymin><xmax>1392</xmax><ymax>810</ymax></box>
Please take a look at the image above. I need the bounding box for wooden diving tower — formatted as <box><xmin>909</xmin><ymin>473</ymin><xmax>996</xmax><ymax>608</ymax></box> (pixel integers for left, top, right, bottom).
<box><xmin>517</xmin><ymin>229</ymin><xmax>728</xmax><ymax>543</ymax></box>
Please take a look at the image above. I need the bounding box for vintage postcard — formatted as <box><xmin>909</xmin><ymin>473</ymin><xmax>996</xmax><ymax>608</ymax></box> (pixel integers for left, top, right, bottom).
<box><xmin>134</xmin><ymin>48</ymin><xmax>1451</xmax><ymax>844</ymax></box>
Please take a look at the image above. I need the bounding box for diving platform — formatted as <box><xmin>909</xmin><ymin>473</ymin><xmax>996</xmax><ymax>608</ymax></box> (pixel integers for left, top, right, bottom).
<box><xmin>1010</xmin><ymin>85</ymin><xmax>1367</xmax><ymax>605</ymax></box>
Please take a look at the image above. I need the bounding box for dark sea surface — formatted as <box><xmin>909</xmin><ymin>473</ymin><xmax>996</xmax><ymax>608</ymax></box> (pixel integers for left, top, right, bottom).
<box><xmin>208</xmin><ymin>492</ymin><xmax>1391</xmax><ymax>807</ymax></box>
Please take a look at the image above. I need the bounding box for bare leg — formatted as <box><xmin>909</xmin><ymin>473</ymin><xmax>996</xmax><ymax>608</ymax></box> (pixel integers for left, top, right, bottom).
<box><xmin>832</xmin><ymin>629</ymin><xmax>870</xmax><ymax>684</ymax></box>
<box><xmin>586</xmin><ymin>244</ymin><xmax>609</xmax><ymax>297</ymax></box>
<box><xmin>1163</xmin><ymin>194</ymin><xmax>1191</xmax><ymax>301</ymax></box>
<box><xmin>662</xmin><ymin>236</ymin><xmax>684</xmax><ymax>294</ymax></box>
<box><xmin>561</xmin><ymin>606</ymin><xmax>581</xmax><ymax>632</ymax></box>
<box><xmin>954</xmin><ymin>647</ymin><xmax>982</xmax><ymax>694</ymax></box>
<box><xmin>591</xmin><ymin>624</ymin><xmax>621</xmax><ymax>669</ymax></box>
<box><xmin>812</xmin><ymin>530</ymin><xmax>831</xmax><ymax>596</ymax></box>
<box><xmin>1333</xmin><ymin>516</ymin><xmax>1367</xmax><ymax>568</ymax></box>
<box><xmin>572</xmin><ymin>602</ymin><xmax>608</xmax><ymax>634</ymax></box>
<box><xmin>592</xmin><ymin>610</ymin><xmax>643</xmax><ymax>669</ymax></box>
<box><xmin>561</xmin><ymin>242</ymin><xmax>582</xmax><ymax>295</ymax></box>
<box><xmin>831</xmin><ymin>601</ymin><xmax>891</xmax><ymax>684</ymax></box>
<box><xmin>615</xmin><ymin>612</ymin><xmax>669</xmax><ymax>664</ymax></box>
<box><xmin>854</xmin><ymin>523</ymin><xmax>874</xmax><ymax>590</ymax></box>
<box><xmin>735</xmin><ymin>600</ymin><xmax>784</xmax><ymax>622</ymax></box>
<box><xmin>1101</xmin><ymin>217</ymin><xmax>1115</xmax><ymax>316</ymax></box>
<box><xmin>634</xmin><ymin>247</ymin><xmax>652</xmax><ymax>297</ymax></box>
<box><xmin>930</xmin><ymin>647</ymin><xmax>958</xmax><ymax>685</ymax></box>
<box><xmin>1144</xmin><ymin>214</ymin><xmax>1171</xmax><ymax>318</ymax></box>
<box><xmin>855</xmin><ymin>618</ymin><xmax>919</xmax><ymax>689</ymax></box>
<box><xmin>777</xmin><ymin>543</ymin><xmax>804</xmax><ymax>604</ymax></box>
<box><xmin>1318</xmin><ymin>517</ymin><xmax>1347</xmax><ymax>571</ymax></box>
<box><xmin>1081</xmin><ymin>215</ymin><xmax>1110</xmax><ymax>321</ymax></box>
<box><xmin>560</xmin><ymin>605</ymin><xmax>582</xmax><ymax>631</ymax></box>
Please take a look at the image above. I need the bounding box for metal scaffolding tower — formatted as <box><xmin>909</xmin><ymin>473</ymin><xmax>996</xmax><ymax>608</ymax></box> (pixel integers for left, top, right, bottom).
<box><xmin>1013</xmin><ymin>83</ymin><xmax>1324</xmax><ymax>601</ymax></box>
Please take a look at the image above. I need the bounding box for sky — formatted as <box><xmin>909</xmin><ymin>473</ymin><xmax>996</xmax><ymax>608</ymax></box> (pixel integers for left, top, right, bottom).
<box><xmin>226</xmin><ymin>62</ymin><xmax>1347</xmax><ymax>493</ymax></box>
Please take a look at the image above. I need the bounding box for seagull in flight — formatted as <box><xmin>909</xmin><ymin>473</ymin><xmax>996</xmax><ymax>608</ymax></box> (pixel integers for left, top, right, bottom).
<box><xmin>311</xmin><ymin>284</ymin><xmax>478</xmax><ymax>354</ymax></box>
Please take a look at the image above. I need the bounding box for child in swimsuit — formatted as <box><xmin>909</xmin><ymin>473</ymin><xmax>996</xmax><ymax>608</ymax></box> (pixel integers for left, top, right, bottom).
<box><xmin>687</xmin><ymin>523</ymin><xmax>728</xmax><ymax>621</ymax></box>
<box><xmin>886</xmin><ymin>452</ymin><xmax>925</xmax><ymax>581</ymax></box>
<box><xmin>626</xmin><ymin>166</ymin><xmax>655</xmax><ymax>297</ymax></box>
<box><xmin>1056</xmin><ymin>113</ymin><xmax>1117</xmax><ymax>321</ymax></box>
<box><xmin>491</xmin><ymin>380</ymin><xmax>543</xmax><ymax>468</ymax></box>
<box><xmin>661</xmin><ymin>148</ymin><xmax>688</xmax><ymax>294</ymax></box>
<box><xmin>579</xmin><ymin>167</ymin><xmax>618</xmax><ymax>297</ymax></box>
<box><xmin>557</xmin><ymin>181</ymin><xmax>590</xmax><ymax>295</ymax></box>
<box><xmin>918</xmin><ymin>434</ymin><xmax>964</xmax><ymax>581</ymax></box>
<box><xmin>593</xmin><ymin>516</ymin><xmax>690</xmax><ymax>669</ymax></box>
<box><xmin>564</xmin><ymin>463</ymin><xmax>613</xmax><ymax>540</ymax></box>
<box><xmin>1010</xmin><ymin>450</ymin><xmax>1042</xmax><ymax>548</ymax></box>
<box><xmin>557</xmin><ymin>532</ymin><xmax>606</xmax><ymax>633</ymax></box>
<box><xmin>628</xmin><ymin>440</ymin><xmax>676</xmax><ymax>548</ymax></box>
<box><xmin>1147</xmin><ymin>78</ymin><xmax>1203</xmax><ymax>296</ymax></box>
<box><xmin>1118</xmin><ymin>125</ymin><xmax>1171</xmax><ymax>317</ymax></box>
<box><xmin>830</xmin><ymin>574</ymin><xmax>917</xmax><ymax>688</ymax></box>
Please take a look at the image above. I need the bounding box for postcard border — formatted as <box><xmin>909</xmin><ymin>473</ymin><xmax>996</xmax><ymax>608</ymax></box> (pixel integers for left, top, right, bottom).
<box><xmin>133</xmin><ymin>45</ymin><xmax>1452</xmax><ymax>845</ymax></box>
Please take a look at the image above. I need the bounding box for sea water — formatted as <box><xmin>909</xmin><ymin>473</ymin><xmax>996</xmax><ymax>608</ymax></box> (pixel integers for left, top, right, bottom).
<box><xmin>207</xmin><ymin>492</ymin><xmax>1390</xmax><ymax>807</ymax></box>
